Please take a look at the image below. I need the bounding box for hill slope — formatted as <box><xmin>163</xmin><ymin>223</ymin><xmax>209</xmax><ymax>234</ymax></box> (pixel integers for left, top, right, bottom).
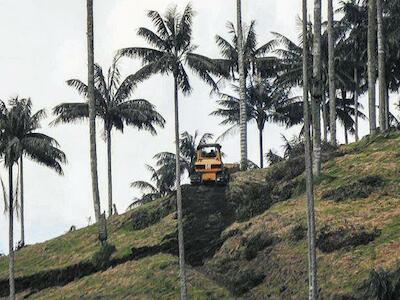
<box><xmin>1</xmin><ymin>132</ymin><xmax>400</xmax><ymax>299</ymax></box>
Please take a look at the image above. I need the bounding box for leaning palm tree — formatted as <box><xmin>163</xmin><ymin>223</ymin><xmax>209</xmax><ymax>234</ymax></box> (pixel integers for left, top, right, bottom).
<box><xmin>118</xmin><ymin>5</ymin><xmax>226</xmax><ymax>298</ymax></box>
<box><xmin>302</xmin><ymin>1</ymin><xmax>318</xmax><ymax>298</ymax></box>
<box><xmin>53</xmin><ymin>57</ymin><xmax>165</xmax><ymax>217</ymax></box>
<box><xmin>212</xmin><ymin>79</ymin><xmax>303</xmax><ymax>168</ymax></box>
<box><xmin>0</xmin><ymin>98</ymin><xmax>65</xmax><ymax>300</ymax></box>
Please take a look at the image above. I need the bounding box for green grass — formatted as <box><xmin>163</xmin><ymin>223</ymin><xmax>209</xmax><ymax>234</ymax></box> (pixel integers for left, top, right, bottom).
<box><xmin>2</xmin><ymin>132</ymin><xmax>400</xmax><ymax>299</ymax></box>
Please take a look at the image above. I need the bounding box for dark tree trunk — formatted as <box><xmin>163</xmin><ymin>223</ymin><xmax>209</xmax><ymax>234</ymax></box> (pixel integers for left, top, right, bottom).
<box><xmin>354</xmin><ymin>66</ymin><xmax>359</xmax><ymax>142</ymax></box>
<box><xmin>8</xmin><ymin>165</ymin><xmax>15</xmax><ymax>300</ymax></box>
<box><xmin>303</xmin><ymin>1</ymin><xmax>318</xmax><ymax>298</ymax></box>
<box><xmin>19</xmin><ymin>156</ymin><xmax>24</xmax><ymax>247</ymax></box>
<box><xmin>344</xmin><ymin>126</ymin><xmax>349</xmax><ymax>145</ymax></box>
<box><xmin>107</xmin><ymin>130</ymin><xmax>113</xmax><ymax>218</ymax></box>
<box><xmin>259</xmin><ymin>127</ymin><xmax>264</xmax><ymax>168</ymax></box>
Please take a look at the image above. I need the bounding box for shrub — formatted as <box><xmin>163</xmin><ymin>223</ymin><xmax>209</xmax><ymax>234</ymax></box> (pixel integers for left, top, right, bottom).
<box><xmin>357</xmin><ymin>267</ymin><xmax>400</xmax><ymax>300</ymax></box>
<box><xmin>242</xmin><ymin>232</ymin><xmax>274</xmax><ymax>260</ymax></box>
<box><xmin>130</xmin><ymin>198</ymin><xmax>174</xmax><ymax>230</ymax></box>
<box><xmin>290</xmin><ymin>224</ymin><xmax>307</xmax><ymax>242</ymax></box>
<box><xmin>91</xmin><ymin>243</ymin><xmax>116</xmax><ymax>268</ymax></box>
<box><xmin>322</xmin><ymin>175</ymin><xmax>385</xmax><ymax>202</ymax></box>
<box><xmin>230</xmin><ymin>268</ymin><xmax>266</xmax><ymax>296</ymax></box>
<box><xmin>227</xmin><ymin>182</ymin><xmax>273</xmax><ymax>221</ymax></box>
<box><xmin>316</xmin><ymin>226</ymin><xmax>381</xmax><ymax>253</ymax></box>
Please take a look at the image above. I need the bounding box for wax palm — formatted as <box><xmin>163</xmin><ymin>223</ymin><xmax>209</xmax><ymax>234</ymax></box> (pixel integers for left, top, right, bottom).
<box><xmin>118</xmin><ymin>5</ymin><xmax>226</xmax><ymax>296</ymax></box>
<box><xmin>0</xmin><ymin>97</ymin><xmax>66</xmax><ymax>299</ymax></box>
<box><xmin>129</xmin><ymin>165</ymin><xmax>174</xmax><ymax>209</ymax></box>
<box><xmin>53</xmin><ymin>57</ymin><xmax>165</xmax><ymax>217</ymax></box>
<box><xmin>215</xmin><ymin>20</ymin><xmax>276</xmax><ymax>82</ymax></box>
<box><xmin>212</xmin><ymin>79</ymin><xmax>302</xmax><ymax>168</ymax></box>
<box><xmin>154</xmin><ymin>131</ymin><xmax>214</xmax><ymax>180</ymax></box>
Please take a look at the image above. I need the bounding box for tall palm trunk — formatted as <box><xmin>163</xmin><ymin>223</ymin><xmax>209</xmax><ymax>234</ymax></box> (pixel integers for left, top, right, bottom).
<box><xmin>19</xmin><ymin>156</ymin><xmax>24</xmax><ymax>247</ymax></box>
<box><xmin>312</xmin><ymin>0</ymin><xmax>322</xmax><ymax>177</ymax></box>
<box><xmin>368</xmin><ymin>0</ymin><xmax>377</xmax><ymax>134</ymax></box>
<box><xmin>328</xmin><ymin>0</ymin><xmax>336</xmax><ymax>146</ymax></box>
<box><xmin>237</xmin><ymin>0</ymin><xmax>247</xmax><ymax>171</ymax></box>
<box><xmin>87</xmin><ymin>0</ymin><xmax>101</xmax><ymax>223</ymax></box>
<box><xmin>354</xmin><ymin>66</ymin><xmax>359</xmax><ymax>142</ymax></box>
<box><xmin>174</xmin><ymin>76</ymin><xmax>188</xmax><ymax>300</ymax></box>
<box><xmin>377</xmin><ymin>0</ymin><xmax>386</xmax><ymax>131</ymax></box>
<box><xmin>107</xmin><ymin>130</ymin><xmax>113</xmax><ymax>217</ymax></box>
<box><xmin>303</xmin><ymin>1</ymin><xmax>318</xmax><ymax>298</ymax></box>
<box><xmin>259</xmin><ymin>127</ymin><xmax>264</xmax><ymax>168</ymax></box>
<box><xmin>8</xmin><ymin>165</ymin><xmax>15</xmax><ymax>300</ymax></box>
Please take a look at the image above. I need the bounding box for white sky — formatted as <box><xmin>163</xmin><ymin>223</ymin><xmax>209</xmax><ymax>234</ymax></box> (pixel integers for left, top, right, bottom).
<box><xmin>0</xmin><ymin>0</ymin><xmax>386</xmax><ymax>253</ymax></box>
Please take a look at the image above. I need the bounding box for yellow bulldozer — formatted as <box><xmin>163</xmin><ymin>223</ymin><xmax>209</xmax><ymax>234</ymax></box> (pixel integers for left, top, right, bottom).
<box><xmin>190</xmin><ymin>143</ymin><xmax>238</xmax><ymax>185</ymax></box>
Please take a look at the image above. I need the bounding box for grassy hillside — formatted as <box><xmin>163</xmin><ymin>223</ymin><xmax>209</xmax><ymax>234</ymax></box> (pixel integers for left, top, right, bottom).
<box><xmin>1</xmin><ymin>132</ymin><xmax>400</xmax><ymax>299</ymax></box>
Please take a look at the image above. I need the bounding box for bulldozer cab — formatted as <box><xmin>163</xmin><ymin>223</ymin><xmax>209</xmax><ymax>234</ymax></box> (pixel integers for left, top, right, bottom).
<box><xmin>197</xmin><ymin>144</ymin><xmax>221</xmax><ymax>160</ymax></box>
<box><xmin>190</xmin><ymin>144</ymin><xmax>228</xmax><ymax>185</ymax></box>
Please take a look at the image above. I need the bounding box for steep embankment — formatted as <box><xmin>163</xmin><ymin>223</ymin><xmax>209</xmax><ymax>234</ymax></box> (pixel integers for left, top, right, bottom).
<box><xmin>1</xmin><ymin>132</ymin><xmax>400</xmax><ymax>299</ymax></box>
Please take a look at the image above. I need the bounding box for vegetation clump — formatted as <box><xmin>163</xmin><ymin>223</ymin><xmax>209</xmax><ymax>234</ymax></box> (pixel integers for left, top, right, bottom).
<box><xmin>316</xmin><ymin>226</ymin><xmax>381</xmax><ymax>253</ymax></box>
<box><xmin>241</xmin><ymin>232</ymin><xmax>275</xmax><ymax>260</ymax></box>
<box><xmin>322</xmin><ymin>175</ymin><xmax>385</xmax><ymax>202</ymax></box>
<box><xmin>290</xmin><ymin>224</ymin><xmax>307</xmax><ymax>242</ymax></box>
<box><xmin>129</xmin><ymin>198</ymin><xmax>174</xmax><ymax>230</ymax></box>
<box><xmin>357</xmin><ymin>268</ymin><xmax>400</xmax><ymax>300</ymax></box>
<box><xmin>91</xmin><ymin>243</ymin><xmax>116</xmax><ymax>268</ymax></box>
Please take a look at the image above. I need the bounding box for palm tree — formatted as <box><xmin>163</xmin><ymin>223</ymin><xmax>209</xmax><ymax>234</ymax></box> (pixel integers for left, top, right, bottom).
<box><xmin>377</xmin><ymin>0</ymin><xmax>386</xmax><ymax>131</ymax></box>
<box><xmin>129</xmin><ymin>164</ymin><xmax>174</xmax><ymax>208</ymax></box>
<box><xmin>154</xmin><ymin>131</ymin><xmax>214</xmax><ymax>179</ymax></box>
<box><xmin>333</xmin><ymin>90</ymin><xmax>367</xmax><ymax>144</ymax></box>
<box><xmin>53</xmin><ymin>58</ymin><xmax>165</xmax><ymax>218</ymax></box>
<box><xmin>312</xmin><ymin>0</ymin><xmax>323</xmax><ymax>177</ymax></box>
<box><xmin>118</xmin><ymin>5</ymin><xmax>226</xmax><ymax>298</ymax></box>
<box><xmin>0</xmin><ymin>98</ymin><xmax>65</xmax><ymax>300</ymax></box>
<box><xmin>328</xmin><ymin>0</ymin><xmax>337</xmax><ymax>146</ymax></box>
<box><xmin>339</xmin><ymin>0</ymin><xmax>368</xmax><ymax>141</ymax></box>
<box><xmin>211</xmin><ymin>80</ymin><xmax>303</xmax><ymax>168</ymax></box>
<box><xmin>236</xmin><ymin>0</ymin><xmax>247</xmax><ymax>171</ymax></box>
<box><xmin>302</xmin><ymin>1</ymin><xmax>318</xmax><ymax>298</ymax></box>
<box><xmin>368</xmin><ymin>0</ymin><xmax>377</xmax><ymax>134</ymax></box>
<box><xmin>86</xmin><ymin>0</ymin><xmax>101</xmax><ymax>224</ymax></box>
<box><xmin>10</xmin><ymin>98</ymin><xmax>65</xmax><ymax>247</ymax></box>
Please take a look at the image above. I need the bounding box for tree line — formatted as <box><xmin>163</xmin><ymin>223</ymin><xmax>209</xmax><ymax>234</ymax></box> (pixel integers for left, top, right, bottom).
<box><xmin>3</xmin><ymin>0</ymin><xmax>400</xmax><ymax>299</ymax></box>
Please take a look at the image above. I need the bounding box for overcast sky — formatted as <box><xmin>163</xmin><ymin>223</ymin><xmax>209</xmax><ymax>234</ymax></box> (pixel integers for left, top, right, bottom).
<box><xmin>0</xmin><ymin>0</ymin><xmax>383</xmax><ymax>253</ymax></box>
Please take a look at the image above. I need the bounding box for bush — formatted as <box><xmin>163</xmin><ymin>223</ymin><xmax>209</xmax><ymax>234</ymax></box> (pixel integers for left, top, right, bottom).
<box><xmin>290</xmin><ymin>224</ymin><xmax>307</xmax><ymax>242</ymax></box>
<box><xmin>91</xmin><ymin>243</ymin><xmax>116</xmax><ymax>268</ymax></box>
<box><xmin>316</xmin><ymin>226</ymin><xmax>380</xmax><ymax>253</ymax></box>
<box><xmin>322</xmin><ymin>176</ymin><xmax>385</xmax><ymax>202</ymax></box>
<box><xmin>227</xmin><ymin>182</ymin><xmax>273</xmax><ymax>221</ymax></box>
<box><xmin>230</xmin><ymin>268</ymin><xmax>266</xmax><ymax>296</ymax></box>
<box><xmin>242</xmin><ymin>232</ymin><xmax>274</xmax><ymax>260</ymax></box>
<box><xmin>130</xmin><ymin>198</ymin><xmax>174</xmax><ymax>230</ymax></box>
<box><xmin>357</xmin><ymin>267</ymin><xmax>400</xmax><ymax>300</ymax></box>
